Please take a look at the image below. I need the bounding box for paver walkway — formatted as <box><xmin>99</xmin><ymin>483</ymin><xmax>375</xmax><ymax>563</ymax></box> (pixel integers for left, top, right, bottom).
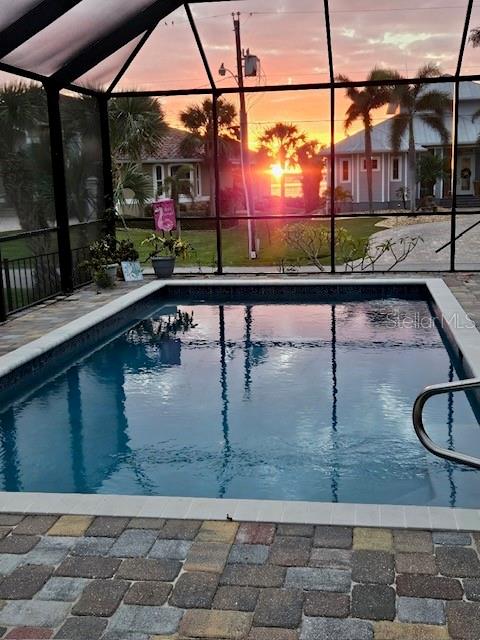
<box><xmin>2</xmin><ymin>274</ymin><xmax>480</xmax><ymax>638</ymax></box>
<box><xmin>0</xmin><ymin>515</ymin><xmax>476</xmax><ymax>639</ymax></box>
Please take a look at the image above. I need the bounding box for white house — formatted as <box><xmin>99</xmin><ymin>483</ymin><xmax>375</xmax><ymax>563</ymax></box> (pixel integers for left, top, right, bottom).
<box><xmin>327</xmin><ymin>81</ymin><xmax>480</xmax><ymax>211</ymax></box>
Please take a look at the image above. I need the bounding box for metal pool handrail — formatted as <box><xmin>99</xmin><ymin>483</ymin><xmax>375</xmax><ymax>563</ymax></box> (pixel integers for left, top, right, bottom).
<box><xmin>413</xmin><ymin>378</ymin><xmax>480</xmax><ymax>470</ymax></box>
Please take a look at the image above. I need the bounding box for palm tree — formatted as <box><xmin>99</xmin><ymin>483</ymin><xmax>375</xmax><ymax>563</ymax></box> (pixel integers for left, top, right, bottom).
<box><xmin>108</xmin><ymin>96</ymin><xmax>166</xmax><ymax>210</ymax></box>
<box><xmin>180</xmin><ymin>98</ymin><xmax>238</xmax><ymax>216</ymax></box>
<box><xmin>258</xmin><ymin>123</ymin><xmax>305</xmax><ymax>212</ymax></box>
<box><xmin>109</xmin><ymin>96</ymin><xmax>167</xmax><ymax>159</ymax></box>
<box><xmin>470</xmin><ymin>28</ymin><xmax>480</xmax><ymax>47</ymax></box>
<box><xmin>337</xmin><ymin>68</ymin><xmax>397</xmax><ymax>215</ymax></box>
<box><xmin>389</xmin><ymin>64</ymin><xmax>450</xmax><ymax>212</ymax></box>
<box><xmin>294</xmin><ymin>139</ymin><xmax>325</xmax><ymax>213</ymax></box>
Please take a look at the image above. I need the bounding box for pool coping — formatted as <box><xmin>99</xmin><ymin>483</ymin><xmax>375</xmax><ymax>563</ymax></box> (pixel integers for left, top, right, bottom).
<box><xmin>1</xmin><ymin>276</ymin><xmax>480</xmax><ymax>531</ymax></box>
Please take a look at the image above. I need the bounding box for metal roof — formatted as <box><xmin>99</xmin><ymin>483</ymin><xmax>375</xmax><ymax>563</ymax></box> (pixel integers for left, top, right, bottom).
<box><xmin>333</xmin><ymin>81</ymin><xmax>480</xmax><ymax>154</ymax></box>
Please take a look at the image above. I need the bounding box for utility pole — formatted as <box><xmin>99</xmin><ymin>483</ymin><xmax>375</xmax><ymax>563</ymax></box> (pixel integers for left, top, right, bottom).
<box><xmin>233</xmin><ymin>13</ymin><xmax>257</xmax><ymax>259</ymax></box>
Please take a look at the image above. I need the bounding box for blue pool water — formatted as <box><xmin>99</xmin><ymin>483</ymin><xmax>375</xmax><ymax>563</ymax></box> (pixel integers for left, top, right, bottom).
<box><xmin>1</xmin><ymin>296</ymin><xmax>480</xmax><ymax>507</ymax></box>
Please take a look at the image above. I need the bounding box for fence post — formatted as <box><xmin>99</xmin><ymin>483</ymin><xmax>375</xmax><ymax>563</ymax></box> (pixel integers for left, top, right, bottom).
<box><xmin>45</xmin><ymin>83</ymin><xmax>73</xmax><ymax>293</ymax></box>
<box><xmin>4</xmin><ymin>259</ymin><xmax>12</xmax><ymax>312</ymax></box>
<box><xmin>0</xmin><ymin>248</ymin><xmax>6</xmax><ymax>322</ymax></box>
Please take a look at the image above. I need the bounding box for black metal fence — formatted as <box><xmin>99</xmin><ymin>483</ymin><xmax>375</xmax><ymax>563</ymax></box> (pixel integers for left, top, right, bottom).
<box><xmin>0</xmin><ymin>225</ymin><xmax>95</xmax><ymax>321</ymax></box>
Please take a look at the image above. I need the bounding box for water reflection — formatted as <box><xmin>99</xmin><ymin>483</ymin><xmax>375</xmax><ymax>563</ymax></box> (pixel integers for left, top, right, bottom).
<box><xmin>0</xmin><ymin>300</ymin><xmax>479</xmax><ymax>505</ymax></box>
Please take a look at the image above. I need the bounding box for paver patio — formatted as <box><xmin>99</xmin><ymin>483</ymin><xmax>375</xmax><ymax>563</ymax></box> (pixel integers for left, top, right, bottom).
<box><xmin>0</xmin><ymin>516</ymin><xmax>475</xmax><ymax>638</ymax></box>
<box><xmin>1</xmin><ymin>273</ymin><xmax>480</xmax><ymax>637</ymax></box>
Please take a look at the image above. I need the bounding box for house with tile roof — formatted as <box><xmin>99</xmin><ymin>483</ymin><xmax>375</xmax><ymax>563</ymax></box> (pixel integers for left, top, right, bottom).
<box><xmin>326</xmin><ymin>81</ymin><xmax>480</xmax><ymax>211</ymax></box>
<box><xmin>119</xmin><ymin>127</ymin><xmax>269</xmax><ymax>216</ymax></box>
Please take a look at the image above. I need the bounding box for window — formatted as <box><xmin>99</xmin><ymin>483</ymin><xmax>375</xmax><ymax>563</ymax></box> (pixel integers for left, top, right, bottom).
<box><xmin>155</xmin><ymin>165</ymin><xmax>164</xmax><ymax>198</ymax></box>
<box><xmin>361</xmin><ymin>157</ymin><xmax>379</xmax><ymax>172</ymax></box>
<box><xmin>391</xmin><ymin>157</ymin><xmax>400</xmax><ymax>181</ymax></box>
<box><xmin>341</xmin><ymin>159</ymin><xmax>350</xmax><ymax>182</ymax></box>
<box><xmin>169</xmin><ymin>164</ymin><xmax>200</xmax><ymax>198</ymax></box>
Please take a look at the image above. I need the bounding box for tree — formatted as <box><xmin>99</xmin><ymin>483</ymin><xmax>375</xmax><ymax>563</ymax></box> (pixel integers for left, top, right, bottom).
<box><xmin>389</xmin><ymin>64</ymin><xmax>450</xmax><ymax>212</ymax></box>
<box><xmin>258</xmin><ymin>123</ymin><xmax>305</xmax><ymax>212</ymax></box>
<box><xmin>295</xmin><ymin>140</ymin><xmax>325</xmax><ymax>213</ymax></box>
<box><xmin>0</xmin><ymin>82</ymin><xmax>56</xmax><ymax>251</ymax></box>
<box><xmin>109</xmin><ymin>96</ymin><xmax>167</xmax><ymax>209</ymax></box>
<box><xmin>470</xmin><ymin>28</ymin><xmax>480</xmax><ymax>47</ymax></box>
<box><xmin>180</xmin><ymin>98</ymin><xmax>238</xmax><ymax>216</ymax></box>
<box><xmin>337</xmin><ymin>68</ymin><xmax>397</xmax><ymax>215</ymax></box>
<box><xmin>109</xmin><ymin>96</ymin><xmax>166</xmax><ymax>159</ymax></box>
<box><xmin>416</xmin><ymin>153</ymin><xmax>448</xmax><ymax>197</ymax></box>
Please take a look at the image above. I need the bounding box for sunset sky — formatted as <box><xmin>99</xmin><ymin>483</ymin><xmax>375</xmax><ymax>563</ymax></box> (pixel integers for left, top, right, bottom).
<box><xmin>111</xmin><ymin>0</ymin><xmax>477</xmax><ymax>146</ymax></box>
<box><xmin>1</xmin><ymin>0</ymin><xmax>479</xmax><ymax>148</ymax></box>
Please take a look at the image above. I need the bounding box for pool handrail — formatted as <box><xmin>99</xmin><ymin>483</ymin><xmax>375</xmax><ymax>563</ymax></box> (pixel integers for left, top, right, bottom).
<box><xmin>413</xmin><ymin>378</ymin><xmax>480</xmax><ymax>470</ymax></box>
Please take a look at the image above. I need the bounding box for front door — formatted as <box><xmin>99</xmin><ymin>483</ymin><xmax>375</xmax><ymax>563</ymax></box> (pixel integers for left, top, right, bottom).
<box><xmin>458</xmin><ymin>154</ymin><xmax>474</xmax><ymax>195</ymax></box>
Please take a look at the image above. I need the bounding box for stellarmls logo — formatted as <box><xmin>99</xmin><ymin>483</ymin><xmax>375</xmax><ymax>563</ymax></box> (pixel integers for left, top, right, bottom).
<box><xmin>386</xmin><ymin>311</ymin><xmax>476</xmax><ymax>331</ymax></box>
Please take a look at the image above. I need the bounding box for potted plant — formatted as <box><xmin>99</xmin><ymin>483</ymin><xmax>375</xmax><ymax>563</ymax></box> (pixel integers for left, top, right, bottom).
<box><xmin>115</xmin><ymin>238</ymin><xmax>140</xmax><ymax>280</ymax></box>
<box><xmin>141</xmin><ymin>233</ymin><xmax>192</xmax><ymax>278</ymax></box>
<box><xmin>84</xmin><ymin>237</ymin><xmax>117</xmax><ymax>288</ymax></box>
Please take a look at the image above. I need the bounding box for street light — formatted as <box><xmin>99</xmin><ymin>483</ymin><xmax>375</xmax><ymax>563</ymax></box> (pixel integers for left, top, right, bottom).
<box><xmin>219</xmin><ymin>13</ymin><xmax>259</xmax><ymax>260</ymax></box>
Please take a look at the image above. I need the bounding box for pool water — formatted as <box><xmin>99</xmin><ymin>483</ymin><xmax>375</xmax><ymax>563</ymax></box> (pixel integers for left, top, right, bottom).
<box><xmin>1</xmin><ymin>297</ymin><xmax>480</xmax><ymax>507</ymax></box>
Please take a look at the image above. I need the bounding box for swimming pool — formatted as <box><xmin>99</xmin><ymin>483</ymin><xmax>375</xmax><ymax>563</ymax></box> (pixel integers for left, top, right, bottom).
<box><xmin>1</xmin><ymin>281</ymin><xmax>480</xmax><ymax>508</ymax></box>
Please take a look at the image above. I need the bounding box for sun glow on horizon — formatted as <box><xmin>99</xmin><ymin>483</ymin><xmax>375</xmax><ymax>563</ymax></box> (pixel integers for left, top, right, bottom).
<box><xmin>270</xmin><ymin>164</ymin><xmax>284</xmax><ymax>179</ymax></box>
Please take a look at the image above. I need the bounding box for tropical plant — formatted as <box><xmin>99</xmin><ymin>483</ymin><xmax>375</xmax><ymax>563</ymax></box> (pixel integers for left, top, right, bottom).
<box><xmin>281</xmin><ymin>223</ymin><xmax>423</xmax><ymax>272</ymax></box>
<box><xmin>322</xmin><ymin>185</ymin><xmax>353</xmax><ymax>213</ymax></box>
<box><xmin>115</xmin><ymin>238</ymin><xmax>139</xmax><ymax>263</ymax></box>
<box><xmin>113</xmin><ymin>162</ymin><xmax>153</xmax><ymax>210</ymax></box>
<box><xmin>109</xmin><ymin>96</ymin><xmax>167</xmax><ymax>159</ymax></box>
<box><xmin>141</xmin><ymin>233</ymin><xmax>192</xmax><ymax>260</ymax></box>
<box><xmin>180</xmin><ymin>98</ymin><xmax>238</xmax><ymax>216</ymax></box>
<box><xmin>162</xmin><ymin>165</ymin><xmax>195</xmax><ymax>206</ymax></box>
<box><xmin>337</xmin><ymin>68</ymin><xmax>397</xmax><ymax>214</ymax></box>
<box><xmin>295</xmin><ymin>140</ymin><xmax>326</xmax><ymax>212</ymax></box>
<box><xmin>109</xmin><ymin>96</ymin><xmax>166</xmax><ymax>209</ymax></box>
<box><xmin>0</xmin><ymin>82</ymin><xmax>55</xmax><ymax>241</ymax></box>
<box><xmin>395</xmin><ymin>186</ymin><xmax>410</xmax><ymax>210</ymax></box>
<box><xmin>389</xmin><ymin>64</ymin><xmax>450</xmax><ymax>212</ymax></box>
<box><xmin>416</xmin><ymin>153</ymin><xmax>448</xmax><ymax>197</ymax></box>
<box><xmin>258</xmin><ymin>123</ymin><xmax>305</xmax><ymax>211</ymax></box>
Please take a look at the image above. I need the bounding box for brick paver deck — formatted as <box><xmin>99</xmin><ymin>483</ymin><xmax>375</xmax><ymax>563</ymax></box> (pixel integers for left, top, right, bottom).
<box><xmin>1</xmin><ymin>274</ymin><xmax>480</xmax><ymax>637</ymax></box>
<box><xmin>0</xmin><ymin>515</ymin><xmax>475</xmax><ymax>639</ymax></box>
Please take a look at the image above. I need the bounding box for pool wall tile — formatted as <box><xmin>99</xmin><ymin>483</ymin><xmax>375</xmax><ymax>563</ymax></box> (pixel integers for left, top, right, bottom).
<box><xmin>453</xmin><ymin>509</ymin><xmax>480</xmax><ymax>531</ymax></box>
<box><xmin>404</xmin><ymin>506</ymin><xmax>433</xmax><ymax>529</ymax></box>
<box><xmin>380</xmin><ymin>505</ymin><xmax>406</xmax><ymax>528</ymax></box>
<box><xmin>355</xmin><ymin>505</ymin><xmax>381</xmax><ymax>527</ymax></box>
<box><xmin>331</xmin><ymin>504</ymin><xmax>356</xmax><ymax>526</ymax></box>
<box><xmin>429</xmin><ymin>507</ymin><xmax>458</xmax><ymax>530</ymax></box>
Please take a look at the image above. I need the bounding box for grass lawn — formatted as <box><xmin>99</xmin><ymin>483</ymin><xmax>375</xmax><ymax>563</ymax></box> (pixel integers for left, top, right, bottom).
<box><xmin>0</xmin><ymin>218</ymin><xmax>383</xmax><ymax>267</ymax></box>
<box><xmin>118</xmin><ymin>217</ymin><xmax>383</xmax><ymax>269</ymax></box>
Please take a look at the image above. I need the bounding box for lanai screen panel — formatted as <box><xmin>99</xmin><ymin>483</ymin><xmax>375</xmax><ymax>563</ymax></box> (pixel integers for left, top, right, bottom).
<box><xmin>0</xmin><ymin>1</ymin><xmax>46</xmax><ymax>29</ymax></box>
<box><xmin>191</xmin><ymin>0</ymin><xmax>330</xmax><ymax>89</ymax></box>
<box><xmin>114</xmin><ymin>6</ymin><xmax>210</xmax><ymax>92</ymax></box>
<box><xmin>330</xmin><ymin>0</ymin><xmax>469</xmax><ymax>81</ymax></box>
<box><xmin>1</xmin><ymin>0</ymin><xmax>159</xmax><ymax>77</ymax></box>
<box><xmin>461</xmin><ymin>2</ymin><xmax>480</xmax><ymax>76</ymax></box>
<box><xmin>73</xmin><ymin>34</ymin><xmax>148</xmax><ymax>91</ymax></box>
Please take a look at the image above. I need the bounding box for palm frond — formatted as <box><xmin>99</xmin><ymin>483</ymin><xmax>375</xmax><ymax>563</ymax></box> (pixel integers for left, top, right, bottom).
<box><xmin>415</xmin><ymin>90</ymin><xmax>451</xmax><ymax>116</ymax></box>
<box><xmin>470</xmin><ymin>27</ymin><xmax>480</xmax><ymax>47</ymax></box>
<box><xmin>419</xmin><ymin>113</ymin><xmax>450</xmax><ymax>145</ymax></box>
<box><xmin>344</xmin><ymin>103</ymin><xmax>361</xmax><ymax>131</ymax></box>
<box><xmin>390</xmin><ymin>114</ymin><xmax>409</xmax><ymax>152</ymax></box>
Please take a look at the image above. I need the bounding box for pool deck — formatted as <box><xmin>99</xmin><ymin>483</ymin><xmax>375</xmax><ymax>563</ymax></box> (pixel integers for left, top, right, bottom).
<box><xmin>1</xmin><ymin>273</ymin><xmax>480</xmax><ymax>638</ymax></box>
